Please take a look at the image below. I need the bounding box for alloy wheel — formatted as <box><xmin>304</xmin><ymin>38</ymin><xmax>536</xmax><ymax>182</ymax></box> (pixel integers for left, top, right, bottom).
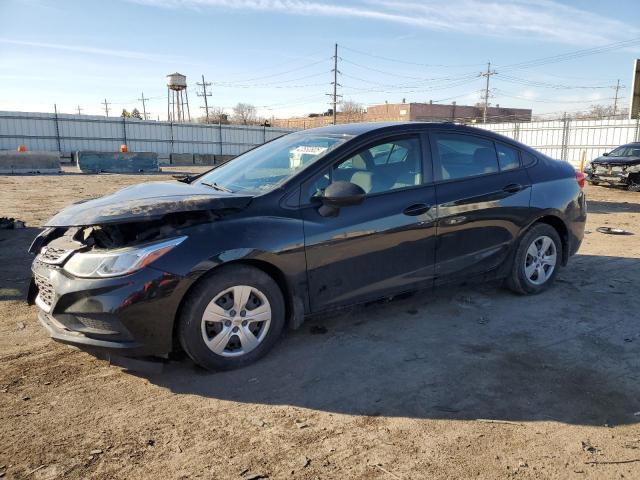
<box><xmin>200</xmin><ymin>285</ymin><xmax>272</xmax><ymax>357</ymax></box>
<box><xmin>524</xmin><ymin>235</ymin><xmax>557</xmax><ymax>286</ymax></box>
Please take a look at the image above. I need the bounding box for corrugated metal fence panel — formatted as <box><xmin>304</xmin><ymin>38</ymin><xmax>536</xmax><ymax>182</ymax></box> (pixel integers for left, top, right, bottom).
<box><xmin>0</xmin><ymin>111</ymin><xmax>295</xmax><ymax>155</ymax></box>
<box><xmin>479</xmin><ymin>118</ymin><xmax>640</xmax><ymax>165</ymax></box>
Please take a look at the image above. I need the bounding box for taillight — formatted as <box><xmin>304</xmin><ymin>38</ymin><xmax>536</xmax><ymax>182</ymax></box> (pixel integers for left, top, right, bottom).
<box><xmin>575</xmin><ymin>171</ymin><xmax>585</xmax><ymax>189</ymax></box>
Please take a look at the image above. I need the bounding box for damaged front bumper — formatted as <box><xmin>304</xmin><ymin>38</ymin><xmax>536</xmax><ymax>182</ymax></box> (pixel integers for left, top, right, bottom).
<box><xmin>29</xmin><ymin>257</ymin><xmax>189</xmax><ymax>357</ymax></box>
<box><xmin>586</xmin><ymin>164</ymin><xmax>639</xmax><ymax>186</ymax></box>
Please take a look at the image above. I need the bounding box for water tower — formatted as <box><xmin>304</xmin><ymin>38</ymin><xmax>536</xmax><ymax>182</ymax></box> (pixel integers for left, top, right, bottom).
<box><xmin>167</xmin><ymin>72</ymin><xmax>191</xmax><ymax>122</ymax></box>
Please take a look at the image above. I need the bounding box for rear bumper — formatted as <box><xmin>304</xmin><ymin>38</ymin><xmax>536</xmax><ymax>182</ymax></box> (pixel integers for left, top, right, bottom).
<box><xmin>31</xmin><ymin>259</ymin><xmax>192</xmax><ymax>357</ymax></box>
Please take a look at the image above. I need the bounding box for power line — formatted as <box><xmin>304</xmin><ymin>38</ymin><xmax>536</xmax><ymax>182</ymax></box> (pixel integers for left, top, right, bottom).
<box><xmin>497</xmin><ymin>36</ymin><xmax>640</xmax><ymax>72</ymax></box>
<box><xmin>493</xmin><ymin>89</ymin><xmax>616</xmax><ymax>104</ymax></box>
<box><xmin>340</xmin><ymin>45</ymin><xmax>485</xmax><ymax>68</ymax></box>
<box><xmin>222</xmin><ymin>57</ymin><xmax>331</xmax><ymax>84</ymax></box>
<box><xmin>196</xmin><ymin>75</ymin><xmax>212</xmax><ymax>122</ymax></box>
<box><xmin>102</xmin><ymin>98</ymin><xmax>110</xmax><ymax>117</ymax></box>
<box><xmin>498</xmin><ymin>74</ymin><xmax>616</xmax><ymax>90</ymax></box>
<box><xmin>138</xmin><ymin>92</ymin><xmax>149</xmax><ymax>120</ymax></box>
<box><xmin>327</xmin><ymin>43</ymin><xmax>341</xmax><ymax>125</ymax></box>
<box><xmin>612</xmin><ymin>79</ymin><xmax>626</xmax><ymax>116</ymax></box>
<box><xmin>480</xmin><ymin>62</ymin><xmax>497</xmax><ymax>123</ymax></box>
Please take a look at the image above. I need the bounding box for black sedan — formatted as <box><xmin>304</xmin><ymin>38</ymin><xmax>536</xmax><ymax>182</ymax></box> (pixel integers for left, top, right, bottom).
<box><xmin>585</xmin><ymin>142</ymin><xmax>640</xmax><ymax>191</ymax></box>
<box><xmin>28</xmin><ymin>122</ymin><xmax>587</xmax><ymax>370</ymax></box>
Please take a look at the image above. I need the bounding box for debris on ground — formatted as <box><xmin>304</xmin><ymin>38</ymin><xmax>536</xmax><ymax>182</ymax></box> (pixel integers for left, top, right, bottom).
<box><xmin>596</xmin><ymin>226</ymin><xmax>633</xmax><ymax>235</ymax></box>
<box><xmin>0</xmin><ymin>217</ymin><xmax>26</xmax><ymax>229</ymax></box>
<box><xmin>582</xmin><ymin>440</ymin><xmax>600</xmax><ymax>454</ymax></box>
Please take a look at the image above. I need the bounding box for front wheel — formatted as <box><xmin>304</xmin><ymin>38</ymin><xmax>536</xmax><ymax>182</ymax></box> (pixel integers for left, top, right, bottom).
<box><xmin>506</xmin><ymin>223</ymin><xmax>562</xmax><ymax>295</ymax></box>
<box><xmin>627</xmin><ymin>174</ymin><xmax>640</xmax><ymax>192</ymax></box>
<box><xmin>178</xmin><ymin>265</ymin><xmax>285</xmax><ymax>370</ymax></box>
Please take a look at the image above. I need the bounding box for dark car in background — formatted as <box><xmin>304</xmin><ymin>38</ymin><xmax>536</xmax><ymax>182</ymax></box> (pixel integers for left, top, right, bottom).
<box><xmin>585</xmin><ymin>142</ymin><xmax>640</xmax><ymax>191</ymax></box>
<box><xmin>28</xmin><ymin>122</ymin><xmax>587</xmax><ymax>370</ymax></box>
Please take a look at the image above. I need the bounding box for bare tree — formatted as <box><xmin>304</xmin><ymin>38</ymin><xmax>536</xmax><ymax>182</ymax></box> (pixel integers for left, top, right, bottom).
<box><xmin>340</xmin><ymin>99</ymin><xmax>365</xmax><ymax>115</ymax></box>
<box><xmin>232</xmin><ymin>103</ymin><xmax>257</xmax><ymax>125</ymax></box>
<box><xmin>197</xmin><ymin>107</ymin><xmax>229</xmax><ymax>124</ymax></box>
<box><xmin>572</xmin><ymin>104</ymin><xmax>630</xmax><ymax>120</ymax></box>
<box><xmin>131</xmin><ymin>108</ymin><xmax>142</xmax><ymax>120</ymax></box>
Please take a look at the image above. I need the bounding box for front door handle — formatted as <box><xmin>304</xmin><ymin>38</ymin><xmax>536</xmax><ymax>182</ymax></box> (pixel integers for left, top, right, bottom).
<box><xmin>502</xmin><ymin>183</ymin><xmax>523</xmax><ymax>193</ymax></box>
<box><xmin>403</xmin><ymin>203</ymin><xmax>431</xmax><ymax>216</ymax></box>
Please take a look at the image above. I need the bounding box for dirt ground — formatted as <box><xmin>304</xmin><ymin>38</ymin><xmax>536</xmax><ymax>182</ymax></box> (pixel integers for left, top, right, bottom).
<box><xmin>1</xmin><ymin>167</ymin><xmax>639</xmax><ymax>480</ymax></box>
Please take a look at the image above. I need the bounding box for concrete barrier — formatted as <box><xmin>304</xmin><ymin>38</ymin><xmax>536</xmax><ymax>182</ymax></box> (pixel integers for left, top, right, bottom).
<box><xmin>76</xmin><ymin>151</ymin><xmax>159</xmax><ymax>173</ymax></box>
<box><xmin>170</xmin><ymin>153</ymin><xmax>194</xmax><ymax>166</ymax></box>
<box><xmin>193</xmin><ymin>154</ymin><xmax>216</xmax><ymax>166</ymax></box>
<box><xmin>0</xmin><ymin>151</ymin><xmax>61</xmax><ymax>174</ymax></box>
<box><xmin>215</xmin><ymin>155</ymin><xmax>235</xmax><ymax>165</ymax></box>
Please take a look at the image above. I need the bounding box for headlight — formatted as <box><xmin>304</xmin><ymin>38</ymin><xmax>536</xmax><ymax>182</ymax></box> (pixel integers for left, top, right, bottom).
<box><xmin>63</xmin><ymin>236</ymin><xmax>186</xmax><ymax>278</ymax></box>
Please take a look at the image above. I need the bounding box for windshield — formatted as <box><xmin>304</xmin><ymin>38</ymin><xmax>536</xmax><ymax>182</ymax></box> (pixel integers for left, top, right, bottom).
<box><xmin>608</xmin><ymin>146</ymin><xmax>630</xmax><ymax>157</ymax></box>
<box><xmin>195</xmin><ymin>132</ymin><xmax>350</xmax><ymax>194</ymax></box>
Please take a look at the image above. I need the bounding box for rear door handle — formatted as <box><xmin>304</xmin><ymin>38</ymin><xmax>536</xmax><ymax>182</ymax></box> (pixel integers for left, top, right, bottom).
<box><xmin>403</xmin><ymin>203</ymin><xmax>431</xmax><ymax>216</ymax></box>
<box><xmin>502</xmin><ymin>183</ymin><xmax>524</xmax><ymax>193</ymax></box>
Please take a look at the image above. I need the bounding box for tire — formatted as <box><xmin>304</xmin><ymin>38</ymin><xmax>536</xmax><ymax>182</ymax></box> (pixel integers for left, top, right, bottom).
<box><xmin>505</xmin><ymin>223</ymin><xmax>563</xmax><ymax>295</ymax></box>
<box><xmin>627</xmin><ymin>174</ymin><xmax>640</xmax><ymax>192</ymax></box>
<box><xmin>178</xmin><ymin>264</ymin><xmax>285</xmax><ymax>371</ymax></box>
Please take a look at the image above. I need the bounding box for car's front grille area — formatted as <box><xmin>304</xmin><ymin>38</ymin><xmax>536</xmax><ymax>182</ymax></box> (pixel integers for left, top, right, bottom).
<box><xmin>37</xmin><ymin>246</ymin><xmax>76</xmax><ymax>265</ymax></box>
<box><xmin>34</xmin><ymin>272</ymin><xmax>55</xmax><ymax>308</ymax></box>
<box><xmin>39</xmin><ymin>246</ymin><xmax>69</xmax><ymax>263</ymax></box>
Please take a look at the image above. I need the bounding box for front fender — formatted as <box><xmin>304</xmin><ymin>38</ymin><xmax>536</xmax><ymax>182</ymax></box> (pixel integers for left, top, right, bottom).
<box><xmin>150</xmin><ymin>215</ymin><xmax>309</xmax><ymax>318</ymax></box>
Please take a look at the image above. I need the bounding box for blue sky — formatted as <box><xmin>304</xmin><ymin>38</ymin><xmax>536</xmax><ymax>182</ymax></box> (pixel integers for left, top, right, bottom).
<box><xmin>1</xmin><ymin>0</ymin><xmax>639</xmax><ymax>120</ymax></box>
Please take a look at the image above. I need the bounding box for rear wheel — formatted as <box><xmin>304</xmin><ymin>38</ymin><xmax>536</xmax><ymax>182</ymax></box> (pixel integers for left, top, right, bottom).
<box><xmin>506</xmin><ymin>223</ymin><xmax>562</xmax><ymax>295</ymax></box>
<box><xmin>178</xmin><ymin>265</ymin><xmax>285</xmax><ymax>370</ymax></box>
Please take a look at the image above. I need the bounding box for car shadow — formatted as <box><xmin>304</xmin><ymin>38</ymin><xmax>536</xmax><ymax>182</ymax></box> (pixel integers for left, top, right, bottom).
<box><xmin>140</xmin><ymin>253</ymin><xmax>640</xmax><ymax>427</ymax></box>
<box><xmin>0</xmin><ymin>227</ymin><xmax>39</xmax><ymax>300</ymax></box>
<box><xmin>587</xmin><ymin>200</ymin><xmax>640</xmax><ymax>215</ymax></box>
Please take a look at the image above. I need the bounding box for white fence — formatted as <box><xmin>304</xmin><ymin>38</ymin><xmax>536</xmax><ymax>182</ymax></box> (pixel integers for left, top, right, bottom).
<box><xmin>0</xmin><ymin>111</ymin><xmax>294</xmax><ymax>157</ymax></box>
<box><xmin>477</xmin><ymin>117</ymin><xmax>640</xmax><ymax>167</ymax></box>
<box><xmin>2</xmin><ymin>111</ymin><xmax>640</xmax><ymax>167</ymax></box>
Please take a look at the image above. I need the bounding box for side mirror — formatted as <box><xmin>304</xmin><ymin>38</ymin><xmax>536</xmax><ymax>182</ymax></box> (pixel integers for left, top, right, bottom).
<box><xmin>319</xmin><ymin>181</ymin><xmax>366</xmax><ymax>217</ymax></box>
<box><xmin>603</xmin><ymin>152</ymin><xmax>609</xmax><ymax>156</ymax></box>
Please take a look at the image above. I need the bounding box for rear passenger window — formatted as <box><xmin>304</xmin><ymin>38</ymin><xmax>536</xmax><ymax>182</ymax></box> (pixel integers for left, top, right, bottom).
<box><xmin>432</xmin><ymin>133</ymin><xmax>499</xmax><ymax>180</ymax></box>
<box><xmin>496</xmin><ymin>143</ymin><xmax>520</xmax><ymax>171</ymax></box>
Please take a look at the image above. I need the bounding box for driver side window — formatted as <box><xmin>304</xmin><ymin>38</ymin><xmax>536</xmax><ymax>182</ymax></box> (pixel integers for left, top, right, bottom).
<box><xmin>305</xmin><ymin>137</ymin><xmax>423</xmax><ymax>201</ymax></box>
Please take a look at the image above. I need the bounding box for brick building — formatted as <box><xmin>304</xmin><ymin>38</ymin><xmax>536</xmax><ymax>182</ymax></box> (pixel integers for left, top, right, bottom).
<box><xmin>272</xmin><ymin>102</ymin><xmax>531</xmax><ymax>128</ymax></box>
<box><xmin>366</xmin><ymin>102</ymin><xmax>532</xmax><ymax>123</ymax></box>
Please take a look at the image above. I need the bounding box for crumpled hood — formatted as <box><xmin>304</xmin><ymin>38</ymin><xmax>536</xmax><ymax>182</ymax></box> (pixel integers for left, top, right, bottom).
<box><xmin>45</xmin><ymin>181</ymin><xmax>253</xmax><ymax>226</ymax></box>
<box><xmin>592</xmin><ymin>155</ymin><xmax>640</xmax><ymax>166</ymax></box>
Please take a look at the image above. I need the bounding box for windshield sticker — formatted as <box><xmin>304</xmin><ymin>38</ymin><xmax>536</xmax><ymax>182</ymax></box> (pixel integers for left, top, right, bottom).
<box><xmin>289</xmin><ymin>145</ymin><xmax>329</xmax><ymax>168</ymax></box>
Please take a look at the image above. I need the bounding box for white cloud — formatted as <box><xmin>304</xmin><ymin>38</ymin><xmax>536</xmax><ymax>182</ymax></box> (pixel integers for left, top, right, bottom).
<box><xmin>0</xmin><ymin>38</ymin><xmax>191</xmax><ymax>64</ymax></box>
<box><xmin>130</xmin><ymin>0</ymin><xmax>638</xmax><ymax>45</ymax></box>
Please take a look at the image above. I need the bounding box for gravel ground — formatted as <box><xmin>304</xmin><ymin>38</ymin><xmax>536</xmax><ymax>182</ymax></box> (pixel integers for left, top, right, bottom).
<box><xmin>1</xmin><ymin>168</ymin><xmax>639</xmax><ymax>480</ymax></box>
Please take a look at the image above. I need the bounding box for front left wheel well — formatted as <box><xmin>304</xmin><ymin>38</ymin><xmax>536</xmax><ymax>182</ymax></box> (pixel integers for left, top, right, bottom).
<box><xmin>171</xmin><ymin>259</ymin><xmax>301</xmax><ymax>353</ymax></box>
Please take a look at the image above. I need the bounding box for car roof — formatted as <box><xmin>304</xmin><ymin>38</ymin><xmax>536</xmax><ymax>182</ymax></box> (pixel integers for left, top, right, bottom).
<box><xmin>302</xmin><ymin>121</ymin><xmax>488</xmax><ymax>136</ymax></box>
<box><xmin>300</xmin><ymin>121</ymin><xmax>523</xmax><ymax>146</ymax></box>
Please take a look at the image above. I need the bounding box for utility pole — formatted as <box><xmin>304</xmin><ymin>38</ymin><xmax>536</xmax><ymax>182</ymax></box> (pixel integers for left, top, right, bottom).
<box><xmin>138</xmin><ymin>92</ymin><xmax>149</xmax><ymax>120</ymax></box>
<box><xmin>613</xmin><ymin>79</ymin><xmax>621</xmax><ymax>117</ymax></box>
<box><xmin>102</xmin><ymin>98</ymin><xmax>111</xmax><ymax>117</ymax></box>
<box><xmin>196</xmin><ymin>75</ymin><xmax>212</xmax><ymax>122</ymax></box>
<box><xmin>480</xmin><ymin>61</ymin><xmax>497</xmax><ymax>123</ymax></box>
<box><xmin>326</xmin><ymin>43</ymin><xmax>341</xmax><ymax>125</ymax></box>
<box><xmin>76</xmin><ymin>105</ymin><xmax>83</xmax><ymax>115</ymax></box>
